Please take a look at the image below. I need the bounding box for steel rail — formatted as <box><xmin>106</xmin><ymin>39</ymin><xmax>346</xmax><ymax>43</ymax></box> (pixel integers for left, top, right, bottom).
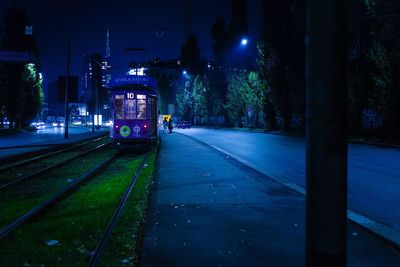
<box><xmin>87</xmin><ymin>152</ymin><xmax>150</xmax><ymax>267</ymax></box>
<box><xmin>0</xmin><ymin>141</ymin><xmax>112</xmax><ymax>190</ymax></box>
<box><xmin>0</xmin><ymin>136</ymin><xmax>107</xmax><ymax>173</ymax></box>
<box><xmin>0</xmin><ymin>150</ymin><xmax>122</xmax><ymax>240</ymax></box>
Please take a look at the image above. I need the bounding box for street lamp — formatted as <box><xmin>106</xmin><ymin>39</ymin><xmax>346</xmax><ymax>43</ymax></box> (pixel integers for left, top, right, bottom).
<box><xmin>240</xmin><ymin>38</ymin><xmax>248</xmax><ymax>46</ymax></box>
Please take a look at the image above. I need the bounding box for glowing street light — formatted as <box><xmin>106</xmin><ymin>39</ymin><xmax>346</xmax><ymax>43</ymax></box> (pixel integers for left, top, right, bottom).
<box><xmin>241</xmin><ymin>38</ymin><xmax>248</xmax><ymax>46</ymax></box>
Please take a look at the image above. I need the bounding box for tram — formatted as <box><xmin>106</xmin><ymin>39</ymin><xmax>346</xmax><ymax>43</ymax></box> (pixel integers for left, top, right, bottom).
<box><xmin>109</xmin><ymin>75</ymin><xmax>158</xmax><ymax>147</ymax></box>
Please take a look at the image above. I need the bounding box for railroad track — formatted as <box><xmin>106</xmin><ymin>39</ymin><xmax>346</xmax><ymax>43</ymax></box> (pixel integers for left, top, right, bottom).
<box><xmin>0</xmin><ymin>138</ymin><xmax>115</xmax><ymax>230</ymax></box>
<box><xmin>0</xmin><ymin>148</ymin><xmax>156</xmax><ymax>267</ymax></box>
<box><xmin>0</xmin><ymin>150</ymin><xmax>121</xmax><ymax>239</ymax></box>
<box><xmin>0</xmin><ymin>136</ymin><xmax>108</xmax><ymax>173</ymax></box>
<box><xmin>88</xmin><ymin>152</ymin><xmax>150</xmax><ymax>267</ymax></box>
<box><xmin>0</xmin><ymin>137</ymin><xmax>112</xmax><ymax>190</ymax></box>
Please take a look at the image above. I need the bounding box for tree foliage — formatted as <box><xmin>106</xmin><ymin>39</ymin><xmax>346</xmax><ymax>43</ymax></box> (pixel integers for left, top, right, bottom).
<box><xmin>364</xmin><ymin>0</ymin><xmax>400</xmax><ymax>139</ymax></box>
<box><xmin>193</xmin><ymin>75</ymin><xmax>209</xmax><ymax>124</ymax></box>
<box><xmin>0</xmin><ymin>6</ymin><xmax>42</xmax><ymax>128</ymax></box>
<box><xmin>176</xmin><ymin>75</ymin><xmax>194</xmax><ymax>122</ymax></box>
<box><xmin>21</xmin><ymin>64</ymin><xmax>44</xmax><ymax>126</ymax></box>
<box><xmin>245</xmin><ymin>71</ymin><xmax>266</xmax><ymax>128</ymax></box>
<box><xmin>225</xmin><ymin>72</ymin><xmax>246</xmax><ymax>126</ymax></box>
<box><xmin>347</xmin><ymin>0</ymin><xmax>400</xmax><ymax>139</ymax></box>
<box><xmin>227</xmin><ymin>0</ymin><xmax>248</xmax><ymax>46</ymax></box>
<box><xmin>180</xmin><ymin>34</ymin><xmax>202</xmax><ymax>76</ymax></box>
<box><xmin>258</xmin><ymin>0</ymin><xmax>305</xmax><ymax>131</ymax></box>
<box><xmin>211</xmin><ymin>16</ymin><xmax>227</xmax><ymax>67</ymax></box>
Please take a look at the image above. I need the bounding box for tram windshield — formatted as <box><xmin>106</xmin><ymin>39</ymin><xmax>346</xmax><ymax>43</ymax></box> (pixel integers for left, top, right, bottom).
<box><xmin>114</xmin><ymin>93</ymin><xmax>147</xmax><ymax>120</ymax></box>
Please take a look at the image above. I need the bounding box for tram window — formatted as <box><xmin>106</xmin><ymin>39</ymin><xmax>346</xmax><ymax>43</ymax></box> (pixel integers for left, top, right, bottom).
<box><xmin>125</xmin><ymin>99</ymin><xmax>136</xmax><ymax>119</ymax></box>
<box><xmin>115</xmin><ymin>99</ymin><xmax>124</xmax><ymax>119</ymax></box>
<box><xmin>137</xmin><ymin>99</ymin><xmax>146</xmax><ymax>119</ymax></box>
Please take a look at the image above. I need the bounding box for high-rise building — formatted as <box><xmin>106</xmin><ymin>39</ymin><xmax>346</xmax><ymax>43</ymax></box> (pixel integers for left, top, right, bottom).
<box><xmin>102</xmin><ymin>29</ymin><xmax>112</xmax><ymax>89</ymax></box>
<box><xmin>80</xmin><ymin>54</ymin><xmax>92</xmax><ymax>103</ymax></box>
<box><xmin>47</xmin><ymin>76</ymin><xmax>79</xmax><ymax>117</ymax></box>
<box><xmin>79</xmin><ymin>29</ymin><xmax>112</xmax><ymax>120</ymax></box>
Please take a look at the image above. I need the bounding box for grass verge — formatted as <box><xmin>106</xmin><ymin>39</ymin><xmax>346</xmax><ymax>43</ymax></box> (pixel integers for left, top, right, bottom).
<box><xmin>0</xmin><ymin>147</ymin><xmax>115</xmax><ymax>229</ymax></box>
<box><xmin>0</xmin><ymin>153</ymin><xmax>145</xmax><ymax>267</ymax></box>
<box><xmin>98</xmin><ymin>150</ymin><xmax>157</xmax><ymax>267</ymax></box>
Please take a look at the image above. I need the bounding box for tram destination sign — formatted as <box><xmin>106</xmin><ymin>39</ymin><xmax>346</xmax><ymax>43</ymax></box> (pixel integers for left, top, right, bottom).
<box><xmin>112</xmin><ymin>75</ymin><xmax>157</xmax><ymax>88</ymax></box>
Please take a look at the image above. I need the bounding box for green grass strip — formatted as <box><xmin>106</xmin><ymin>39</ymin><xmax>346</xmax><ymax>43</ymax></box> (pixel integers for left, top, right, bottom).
<box><xmin>98</xmin><ymin>151</ymin><xmax>157</xmax><ymax>267</ymax></box>
<box><xmin>0</xmin><ymin>153</ymin><xmax>144</xmax><ymax>267</ymax></box>
<box><xmin>0</xmin><ymin>148</ymin><xmax>115</xmax><ymax>229</ymax></box>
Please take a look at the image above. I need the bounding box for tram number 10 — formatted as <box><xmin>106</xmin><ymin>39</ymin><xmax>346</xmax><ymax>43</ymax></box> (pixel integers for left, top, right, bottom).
<box><xmin>127</xmin><ymin>93</ymin><xmax>135</xmax><ymax>99</ymax></box>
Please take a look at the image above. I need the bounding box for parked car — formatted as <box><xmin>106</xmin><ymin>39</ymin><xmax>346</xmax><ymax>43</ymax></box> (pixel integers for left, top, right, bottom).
<box><xmin>177</xmin><ymin>121</ymin><xmax>191</xmax><ymax>129</ymax></box>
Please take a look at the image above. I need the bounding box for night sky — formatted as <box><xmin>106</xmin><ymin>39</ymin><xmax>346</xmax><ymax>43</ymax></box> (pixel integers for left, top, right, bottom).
<box><xmin>0</xmin><ymin>0</ymin><xmax>262</xmax><ymax>90</ymax></box>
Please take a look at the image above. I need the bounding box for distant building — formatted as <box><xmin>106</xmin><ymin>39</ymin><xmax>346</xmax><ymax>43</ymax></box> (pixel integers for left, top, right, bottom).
<box><xmin>58</xmin><ymin>76</ymin><xmax>79</xmax><ymax>103</ymax></box>
<box><xmin>103</xmin><ymin>29</ymin><xmax>112</xmax><ymax>89</ymax></box>
<box><xmin>47</xmin><ymin>81</ymin><xmax>63</xmax><ymax>117</ymax></box>
<box><xmin>146</xmin><ymin>58</ymin><xmax>182</xmax><ymax>115</ymax></box>
<box><xmin>80</xmin><ymin>54</ymin><xmax>92</xmax><ymax>103</ymax></box>
<box><xmin>79</xmin><ymin>30</ymin><xmax>112</xmax><ymax>121</ymax></box>
<box><xmin>47</xmin><ymin>75</ymin><xmax>79</xmax><ymax>117</ymax></box>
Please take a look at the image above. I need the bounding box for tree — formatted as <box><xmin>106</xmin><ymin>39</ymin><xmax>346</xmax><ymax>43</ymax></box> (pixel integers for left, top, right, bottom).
<box><xmin>21</xmin><ymin>63</ymin><xmax>44</xmax><ymax>126</ymax></box>
<box><xmin>180</xmin><ymin>34</ymin><xmax>202</xmax><ymax>76</ymax></box>
<box><xmin>363</xmin><ymin>0</ymin><xmax>400</xmax><ymax>139</ymax></box>
<box><xmin>225</xmin><ymin>71</ymin><xmax>246</xmax><ymax>126</ymax></box>
<box><xmin>176</xmin><ymin>75</ymin><xmax>194</xmax><ymax>122</ymax></box>
<box><xmin>347</xmin><ymin>0</ymin><xmax>375</xmax><ymax>135</ymax></box>
<box><xmin>227</xmin><ymin>0</ymin><xmax>248</xmax><ymax>46</ymax></box>
<box><xmin>156</xmin><ymin>74</ymin><xmax>173</xmax><ymax>114</ymax></box>
<box><xmin>245</xmin><ymin>71</ymin><xmax>266</xmax><ymax>128</ymax></box>
<box><xmin>257</xmin><ymin>43</ymin><xmax>277</xmax><ymax>130</ymax></box>
<box><xmin>210</xmin><ymin>16</ymin><xmax>229</xmax><ymax>124</ymax></box>
<box><xmin>1</xmin><ymin>64</ymin><xmax>25</xmax><ymax>128</ymax></box>
<box><xmin>193</xmin><ymin>75</ymin><xmax>209</xmax><ymax>125</ymax></box>
<box><xmin>211</xmin><ymin>16</ymin><xmax>228</xmax><ymax>67</ymax></box>
<box><xmin>259</xmin><ymin>0</ymin><xmax>305</xmax><ymax>131</ymax></box>
<box><xmin>0</xmin><ymin>6</ymin><xmax>41</xmax><ymax>128</ymax></box>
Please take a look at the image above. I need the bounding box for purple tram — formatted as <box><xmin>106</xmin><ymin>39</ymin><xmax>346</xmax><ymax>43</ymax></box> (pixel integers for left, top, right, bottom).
<box><xmin>109</xmin><ymin>75</ymin><xmax>158</xmax><ymax>147</ymax></box>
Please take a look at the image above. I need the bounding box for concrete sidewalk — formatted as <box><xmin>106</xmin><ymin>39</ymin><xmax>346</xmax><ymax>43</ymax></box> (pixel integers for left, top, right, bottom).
<box><xmin>141</xmin><ymin>132</ymin><xmax>400</xmax><ymax>266</ymax></box>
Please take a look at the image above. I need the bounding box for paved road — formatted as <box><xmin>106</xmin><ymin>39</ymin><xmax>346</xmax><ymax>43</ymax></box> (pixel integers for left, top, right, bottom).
<box><xmin>174</xmin><ymin>128</ymin><xmax>400</xmax><ymax>232</ymax></box>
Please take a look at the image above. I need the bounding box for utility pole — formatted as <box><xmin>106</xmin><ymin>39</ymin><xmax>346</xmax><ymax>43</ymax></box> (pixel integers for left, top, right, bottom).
<box><xmin>305</xmin><ymin>0</ymin><xmax>347</xmax><ymax>266</ymax></box>
<box><xmin>64</xmin><ymin>41</ymin><xmax>70</xmax><ymax>139</ymax></box>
